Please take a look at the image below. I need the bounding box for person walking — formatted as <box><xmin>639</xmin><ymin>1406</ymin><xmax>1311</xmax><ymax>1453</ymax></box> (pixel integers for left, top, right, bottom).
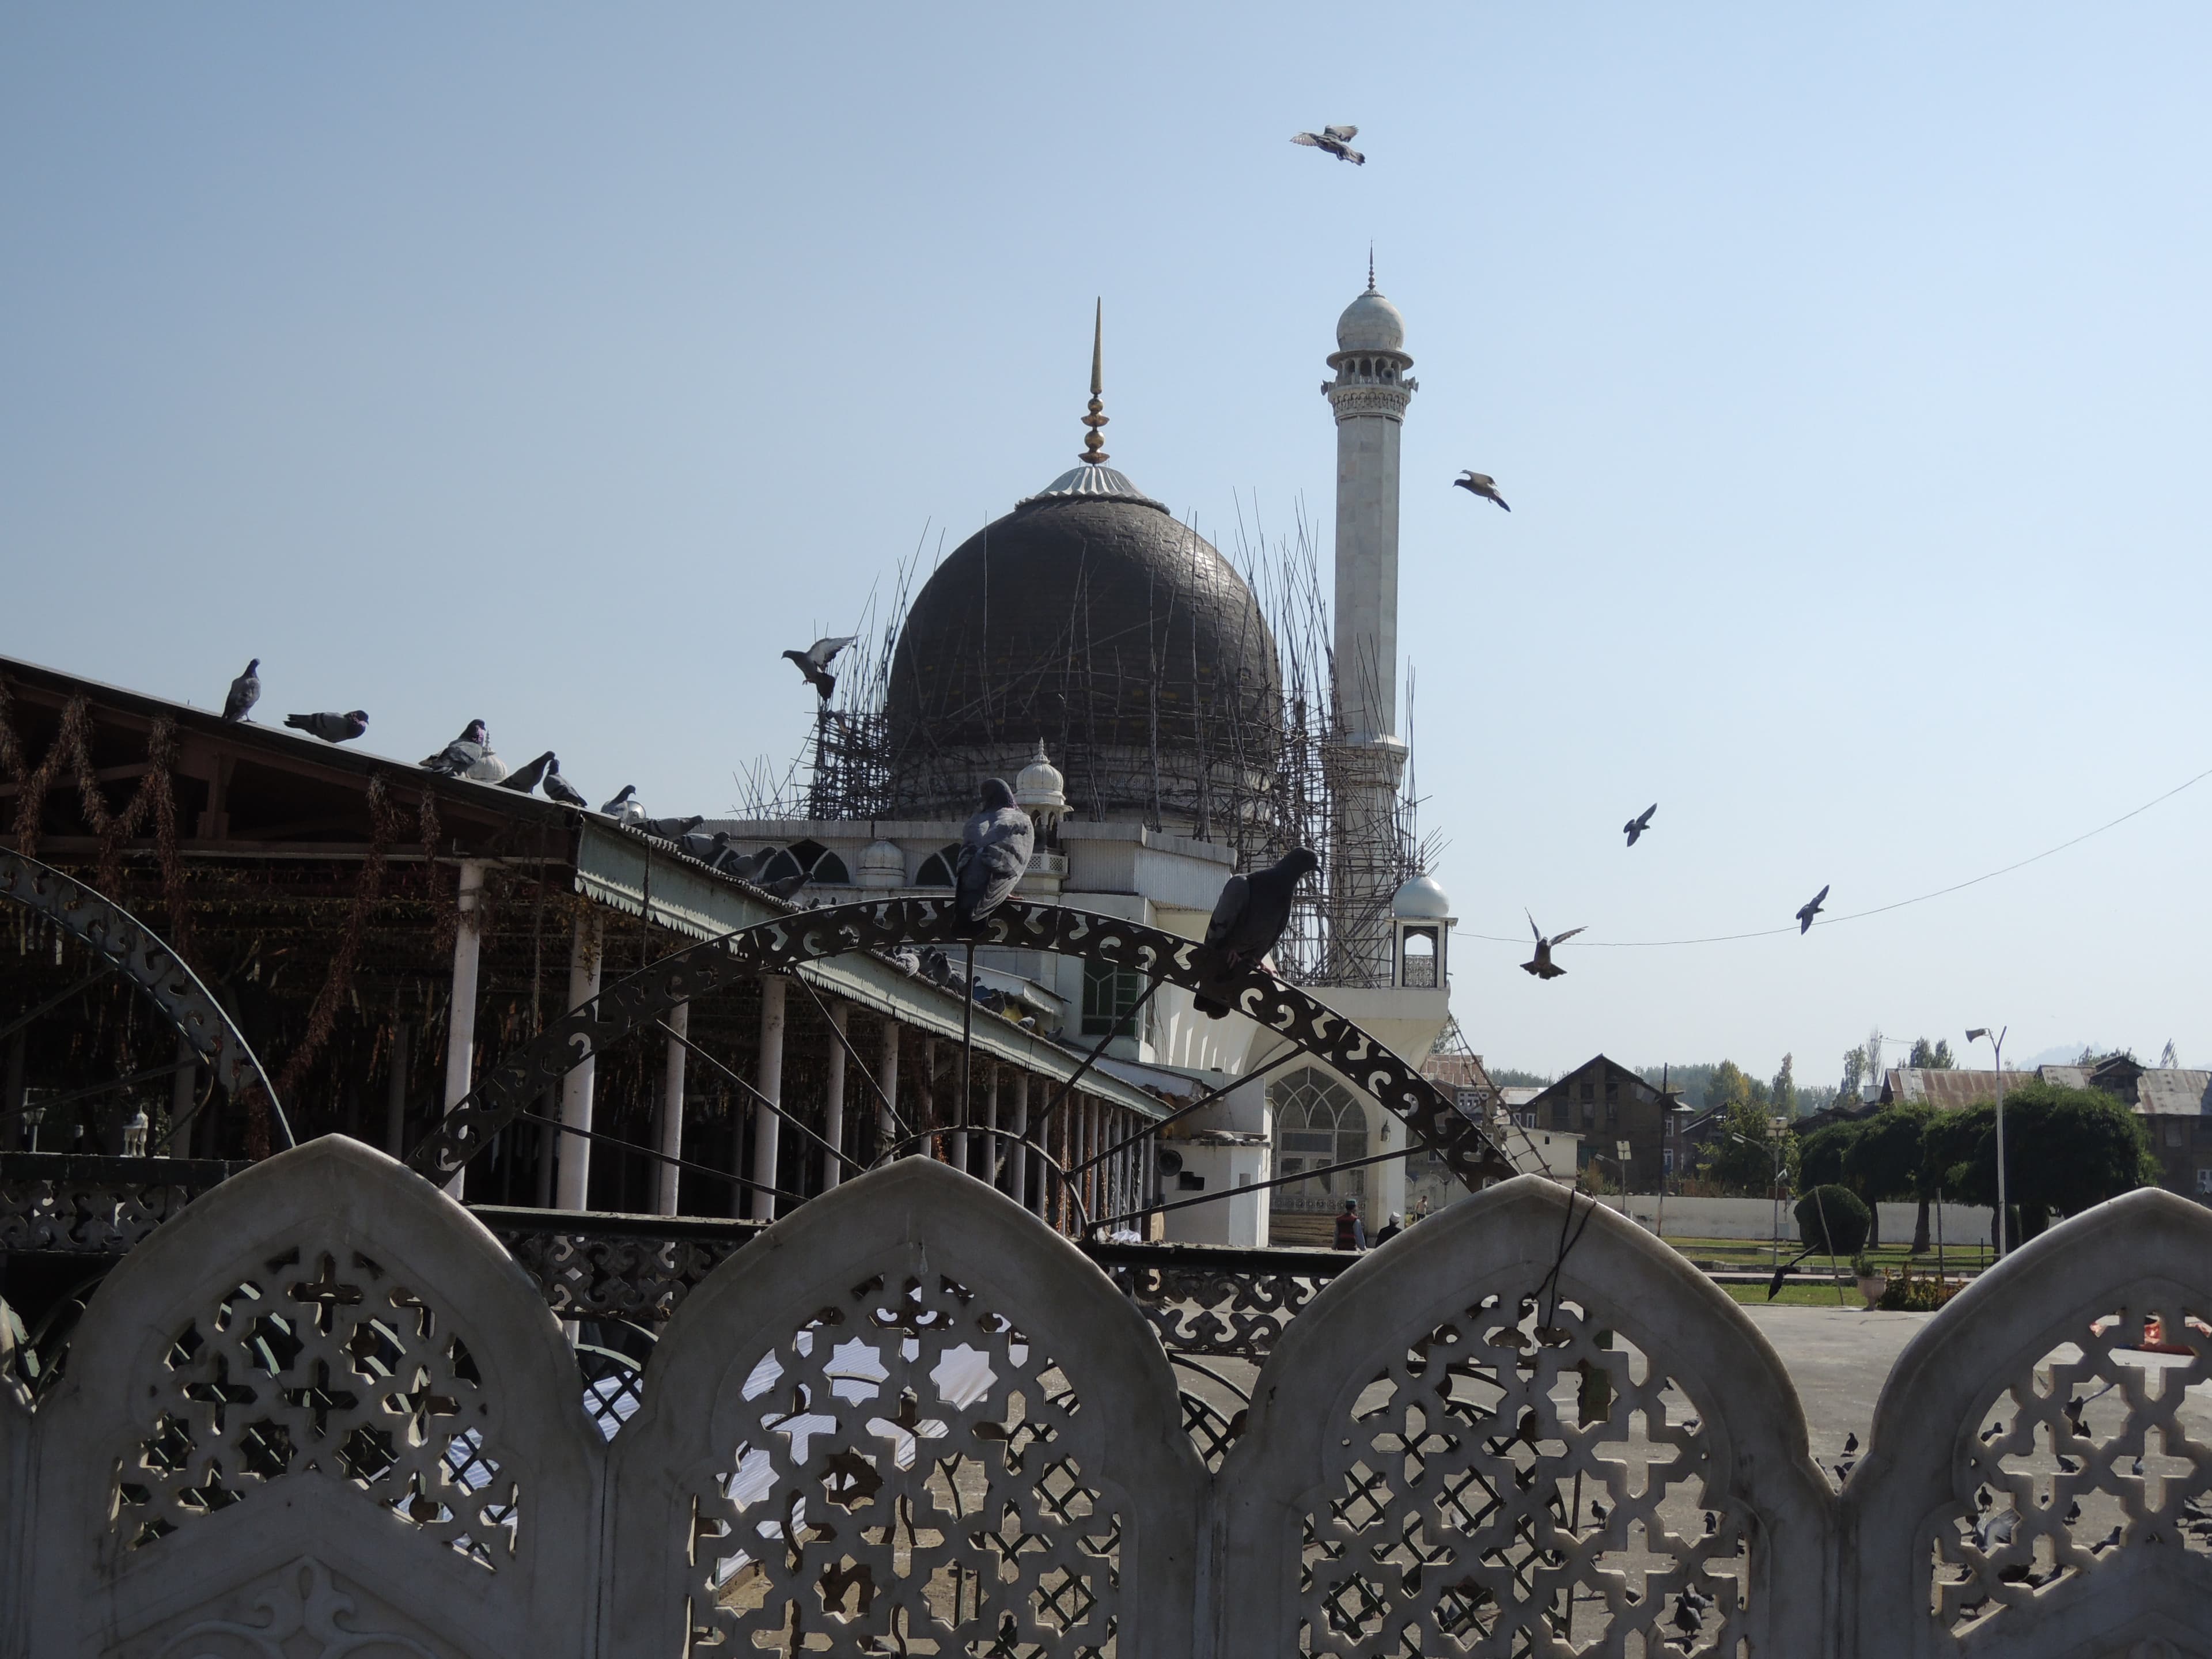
<box><xmin>1334</xmin><ymin>1198</ymin><xmax>1367</xmax><ymax>1251</ymax></box>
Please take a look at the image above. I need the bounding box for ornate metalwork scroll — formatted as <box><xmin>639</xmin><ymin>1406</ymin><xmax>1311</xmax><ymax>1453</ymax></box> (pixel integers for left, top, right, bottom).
<box><xmin>407</xmin><ymin>897</ymin><xmax>1514</xmax><ymax>1194</ymax></box>
<box><xmin>1090</xmin><ymin>1240</ymin><xmax>1355</xmax><ymax>1361</ymax></box>
<box><xmin>476</xmin><ymin>1206</ymin><xmax>764</xmax><ymax>1323</ymax></box>
<box><xmin>0</xmin><ymin>1153</ymin><xmax>247</xmax><ymax>1254</ymax></box>
<box><xmin>0</xmin><ymin>850</ymin><xmax>277</xmax><ymax>1115</ymax></box>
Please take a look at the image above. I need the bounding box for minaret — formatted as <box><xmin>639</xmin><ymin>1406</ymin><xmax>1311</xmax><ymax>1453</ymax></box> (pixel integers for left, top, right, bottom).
<box><xmin>1323</xmin><ymin>260</ymin><xmax>1417</xmax><ymax>982</ymax></box>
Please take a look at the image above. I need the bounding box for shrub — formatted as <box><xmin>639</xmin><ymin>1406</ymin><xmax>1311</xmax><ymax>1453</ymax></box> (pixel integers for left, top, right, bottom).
<box><xmin>1878</xmin><ymin>1262</ymin><xmax>1961</xmax><ymax>1311</ymax></box>
<box><xmin>1794</xmin><ymin>1185</ymin><xmax>1870</xmax><ymax>1256</ymax></box>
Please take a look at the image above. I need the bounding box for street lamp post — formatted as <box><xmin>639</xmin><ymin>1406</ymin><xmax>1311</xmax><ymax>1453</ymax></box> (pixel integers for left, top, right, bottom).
<box><xmin>1967</xmin><ymin>1026</ymin><xmax>2008</xmax><ymax>1258</ymax></box>
<box><xmin>1727</xmin><ymin>1128</ymin><xmax>1790</xmax><ymax>1268</ymax></box>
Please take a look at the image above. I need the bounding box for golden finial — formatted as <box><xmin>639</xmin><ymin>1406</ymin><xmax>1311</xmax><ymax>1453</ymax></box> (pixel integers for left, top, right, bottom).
<box><xmin>1080</xmin><ymin>297</ymin><xmax>1109</xmax><ymax>465</ymax></box>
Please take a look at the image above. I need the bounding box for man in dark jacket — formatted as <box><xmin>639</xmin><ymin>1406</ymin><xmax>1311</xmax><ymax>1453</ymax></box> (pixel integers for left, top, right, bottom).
<box><xmin>1334</xmin><ymin>1199</ymin><xmax>1367</xmax><ymax>1251</ymax></box>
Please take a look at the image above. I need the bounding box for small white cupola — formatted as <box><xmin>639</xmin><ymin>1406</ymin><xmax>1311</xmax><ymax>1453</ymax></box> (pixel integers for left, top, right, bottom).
<box><xmin>856</xmin><ymin>839</ymin><xmax>906</xmax><ymax>889</ymax></box>
<box><xmin>1391</xmin><ymin>873</ymin><xmax>1452</xmax><ymax>988</ymax></box>
<box><xmin>1014</xmin><ymin>741</ymin><xmax>1068</xmax><ymax>835</ymax></box>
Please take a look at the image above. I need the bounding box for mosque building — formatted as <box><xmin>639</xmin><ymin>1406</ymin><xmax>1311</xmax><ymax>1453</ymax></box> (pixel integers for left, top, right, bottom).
<box><xmin>710</xmin><ymin>272</ymin><xmax>1471</xmax><ymax>1244</ymax></box>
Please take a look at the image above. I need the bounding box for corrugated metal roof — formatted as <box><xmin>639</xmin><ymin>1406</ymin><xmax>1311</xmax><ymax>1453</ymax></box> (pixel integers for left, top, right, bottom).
<box><xmin>1883</xmin><ymin>1068</ymin><xmax>2036</xmax><ymax>1108</ymax></box>
<box><xmin>2136</xmin><ymin>1070</ymin><xmax>2212</xmax><ymax>1116</ymax></box>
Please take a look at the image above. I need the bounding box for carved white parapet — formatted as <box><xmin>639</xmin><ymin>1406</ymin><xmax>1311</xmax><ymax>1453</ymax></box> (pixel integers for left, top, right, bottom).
<box><xmin>1324</xmin><ymin>381</ymin><xmax>1415</xmax><ymax>424</ymax></box>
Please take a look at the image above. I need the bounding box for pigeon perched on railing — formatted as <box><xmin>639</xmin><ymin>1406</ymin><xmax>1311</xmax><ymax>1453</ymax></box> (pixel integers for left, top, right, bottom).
<box><xmin>1796</xmin><ymin>884</ymin><xmax>1830</xmax><ymax>934</ymax></box>
<box><xmin>599</xmin><ymin>785</ymin><xmax>644</xmax><ymax>823</ymax></box>
<box><xmin>639</xmin><ymin>814</ymin><xmax>703</xmax><ymax>842</ymax></box>
<box><xmin>1454</xmin><ymin>471</ymin><xmax>1511</xmax><ymax>512</ymax></box>
<box><xmin>542</xmin><ymin>757</ymin><xmax>586</xmax><ymax>808</ymax></box>
<box><xmin>222</xmin><ymin>660</ymin><xmax>261</xmax><ymax>722</ymax></box>
<box><xmin>1623</xmin><ymin>804</ymin><xmax>1656</xmax><ymax>847</ymax></box>
<box><xmin>1521</xmin><ymin>913</ymin><xmax>1586</xmax><ymax>980</ymax></box>
<box><xmin>501</xmin><ymin>751</ymin><xmax>555</xmax><ymax>793</ymax></box>
<box><xmin>1195</xmin><ymin>847</ymin><xmax>1321</xmax><ymax>1017</ymax></box>
<box><xmin>1291</xmin><ymin>125</ymin><xmax>1363</xmax><ymax>165</ymax></box>
<box><xmin>955</xmin><ymin>778</ymin><xmax>1035</xmax><ymax>927</ymax></box>
<box><xmin>783</xmin><ymin>635</ymin><xmax>858</xmax><ymax>700</ymax></box>
<box><xmin>285</xmin><ymin>710</ymin><xmax>369</xmax><ymax>744</ymax></box>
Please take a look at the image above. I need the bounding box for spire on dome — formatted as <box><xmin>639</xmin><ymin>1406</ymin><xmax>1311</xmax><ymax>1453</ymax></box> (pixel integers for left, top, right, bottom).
<box><xmin>1080</xmin><ymin>298</ymin><xmax>1109</xmax><ymax>465</ymax></box>
<box><xmin>1368</xmin><ymin>244</ymin><xmax>1376</xmax><ymax>293</ymax></box>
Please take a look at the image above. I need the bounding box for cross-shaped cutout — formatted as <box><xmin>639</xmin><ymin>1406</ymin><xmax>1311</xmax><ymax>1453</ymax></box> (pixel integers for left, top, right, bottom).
<box><xmin>288</xmin><ymin>1254</ymin><xmax>363</xmax><ymax>1333</ymax></box>
<box><xmin>283</xmin><ymin>1359</ymin><xmax>361</xmax><ymax>1440</ymax></box>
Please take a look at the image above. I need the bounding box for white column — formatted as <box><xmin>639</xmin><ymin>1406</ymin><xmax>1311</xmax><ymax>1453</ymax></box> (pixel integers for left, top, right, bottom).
<box><xmin>820</xmin><ymin>997</ymin><xmax>849</xmax><ymax>1192</ymax></box>
<box><xmin>655</xmin><ymin>1000</ymin><xmax>689</xmax><ymax>1216</ymax></box>
<box><xmin>441</xmin><ymin>861</ymin><xmax>487</xmax><ymax>1199</ymax></box>
<box><xmin>877</xmin><ymin>1019</ymin><xmax>902</xmax><ymax>1158</ymax></box>
<box><xmin>554</xmin><ymin>908</ymin><xmax>603</xmax><ymax>1211</ymax></box>
<box><xmin>982</xmin><ymin>1064</ymin><xmax>1000</xmax><ymax>1190</ymax></box>
<box><xmin>1008</xmin><ymin>1073</ymin><xmax>1031</xmax><ymax>1211</ymax></box>
<box><xmin>749</xmin><ymin>976</ymin><xmax>787</xmax><ymax>1221</ymax></box>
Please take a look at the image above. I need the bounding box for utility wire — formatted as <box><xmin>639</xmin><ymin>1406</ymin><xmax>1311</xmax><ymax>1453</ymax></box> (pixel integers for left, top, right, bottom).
<box><xmin>1463</xmin><ymin>762</ymin><xmax>2212</xmax><ymax>950</ymax></box>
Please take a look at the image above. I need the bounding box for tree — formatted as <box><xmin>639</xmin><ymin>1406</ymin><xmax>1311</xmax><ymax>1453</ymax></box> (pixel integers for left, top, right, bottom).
<box><xmin>1839</xmin><ymin>1047</ymin><xmax>1865</xmax><ymax>1102</ymax></box>
<box><xmin>1771</xmin><ymin>1053</ymin><xmax>1798</xmax><ymax>1118</ymax></box>
<box><xmin>1907</xmin><ymin>1037</ymin><xmax>1955</xmax><ymax>1070</ymax></box>
<box><xmin>1795</xmin><ymin>1185</ymin><xmax>1871</xmax><ymax>1257</ymax></box>
<box><xmin>1797</xmin><ymin>1120</ymin><xmax>1862</xmax><ymax>1190</ymax></box>
<box><xmin>1842</xmin><ymin>1105</ymin><xmax>1936</xmax><ymax>1249</ymax></box>
<box><xmin>1922</xmin><ymin>1083</ymin><xmax>2158</xmax><ymax>1243</ymax></box>
<box><xmin>1702</xmin><ymin>1095</ymin><xmax>1796</xmax><ymax>1195</ymax></box>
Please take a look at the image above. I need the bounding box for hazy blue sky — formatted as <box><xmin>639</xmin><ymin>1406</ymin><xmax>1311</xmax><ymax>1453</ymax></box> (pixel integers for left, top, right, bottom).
<box><xmin>5</xmin><ymin>6</ymin><xmax>2206</xmax><ymax>1084</ymax></box>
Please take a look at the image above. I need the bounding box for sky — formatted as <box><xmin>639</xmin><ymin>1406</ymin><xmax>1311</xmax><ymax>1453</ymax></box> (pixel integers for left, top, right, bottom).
<box><xmin>4</xmin><ymin>6</ymin><xmax>2207</xmax><ymax>1085</ymax></box>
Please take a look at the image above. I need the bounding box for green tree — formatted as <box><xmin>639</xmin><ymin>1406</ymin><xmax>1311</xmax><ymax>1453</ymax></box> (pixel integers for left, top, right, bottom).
<box><xmin>1702</xmin><ymin>1096</ymin><xmax>1795</xmax><ymax>1196</ymax></box>
<box><xmin>1771</xmin><ymin>1053</ymin><xmax>1798</xmax><ymax>1118</ymax></box>
<box><xmin>1794</xmin><ymin>1185</ymin><xmax>1871</xmax><ymax>1256</ymax></box>
<box><xmin>1907</xmin><ymin>1037</ymin><xmax>1955</xmax><ymax>1070</ymax></box>
<box><xmin>1839</xmin><ymin>1047</ymin><xmax>1866</xmax><ymax>1102</ymax></box>
<box><xmin>1922</xmin><ymin>1083</ymin><xmax>2157</xmax><ymax>1243</ymax></box>
<box><xmin>1842</xmin><ymin>1105</ymin><xmax>1936</xmax><ymax>1249</ymax></box>
<box><xmin>1708</xmin><ymin>1061</ymin><xmax>1754</xmax><ymax>1112</ymax></box>
<box><xmin>1797</xmin><ymin>1120</ymin><xmax>1863</xmax><ymax>1190</ymax></box>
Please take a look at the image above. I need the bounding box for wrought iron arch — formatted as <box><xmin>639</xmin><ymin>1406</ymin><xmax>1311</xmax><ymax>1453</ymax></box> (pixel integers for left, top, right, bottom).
<box><xmin>0</xmin><ymin>849</ymin><xmax>285</xmax><ymax>1141</ymax></box>
<box><xmin>406</xmin><ymin>896</ymin><xmax>1511</xmax><ymax>1191</ymax></box>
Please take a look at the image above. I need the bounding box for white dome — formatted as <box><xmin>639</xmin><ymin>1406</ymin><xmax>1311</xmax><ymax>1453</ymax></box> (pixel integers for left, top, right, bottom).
<box><xmin>857</xmin><ymin>839</ymin><xmax>905</xmax><ymax>889</ymax></box>
<box><xmin>1336</xmin><ymin>289</ymin><xmax>1406</xmax><ymax>353</ymax></box>
<box><xmin>1014</xmin><ymin>742</ymin><xmax>1068</xmax><ymax>817</ymax></box>
<box><xmin>1392</xmin><ymin>873</ymin><xmax>1452</xmax><ymax>920</ymax></box>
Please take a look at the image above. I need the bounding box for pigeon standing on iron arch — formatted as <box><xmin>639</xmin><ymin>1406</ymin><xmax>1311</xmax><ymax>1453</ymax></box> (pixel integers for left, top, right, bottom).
<box><xmin>1195</xmin><ymin>847</ymin><xmax>1321</xmax><ymax>1018</ymax></box>
<box><xmin>955</xmin><ymin>778</ymin><xmax>1035</xmax><ymax>927</ymax></box>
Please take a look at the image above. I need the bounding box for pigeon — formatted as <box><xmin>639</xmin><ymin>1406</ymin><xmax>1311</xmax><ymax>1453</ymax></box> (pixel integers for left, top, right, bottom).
<box><xmin>675</xmin><ymin>831</ymin><xmax>718</xmax><ymax>862</ymax></box>
<box><xmin>1290</xmin><ymin>124</ymin><xmax>1364</xmax><ymax>165</ymax></box>
<box><xmin>283</xmin><ymin>710</ymin><xmax>369</xmax><ymax>744</ymax></box>
<box><xmin>599</xmin><ymin>785</ymin><xmax>645</xmax><ymax>823</ymax></box>
<box><xmin>641</xmin><ymin>815</ymin><xmax>704</xmax><ymax>843</ymax></box>
<box><xmin>1194</xmin><ymin>847</ymin><xmax>1322</xmax><ymax>1017</ymax></box>
<box><xmin>1453</xmin><ymin>471</ymin><xmax>1511</xmax><ymax>512</ymax></box>
<box><xmin>1623</xmin><ymin>804</ymin><xmax>1657</xmax><ymax>847</ymax></box>
<box><xmin>1843</xmin><ymin>1433</ymin><xmax>1859</xmax><ymax>1455</ymax></box>
<box><xmin>723</xmin><ymin>849</ymin><xmax>777</xmax><ymax>884</ymax></box>
<box><xmin>783</xmin><ymin>635</ymin><xmax>858</xmax><ymax>700</ymax></box>
<box><xmin>542</xmin><ymin>757</ymin><xmax>586</xmax><ymax>808</ymax></box>
<box><xmin>1796</xmin><ymin>884</ymin><xmax>1829</xmax><ymax>934</ymax></box>
<box><xmin>1703</xmin><ymin>1512</ymin><xmax>1718</xmax><ymax>1535</ymax></box>
<box><xmin>501</xmin><ymin>751</ymin><xmax>555</xmax><ymax>794</ymax></box>
<box><xmin>222</xmin><ymin>660</ymin><xmax>261</xmax><ymax>721</ymax></box>
<box><xmin>419</xmin><ymin>721</ymin><xmax>505</xmax><ymax>781</ymax></box>
<box><xmin>1972</xmin><ymin>1509</ymin><xmax>2018</xmax><ymax>1553</ymax></box>
<box><xmin>1521</xmin><ymin>912</ymin><xmax>1586</xmax><ymax>980</ymax></box>
<box><xmin>1672</xmin><ymin>1586</ymin><xmax>1713</xmax><ymax>1636</ymax></box>
<box><xmin>2092</xmin><ymin>1525</ymin><xmax>2122</xmax><ymax>1552</ymax></box>
<box><xmin>955</xmin><ymin>778</ymin><xmax>1035</xmax><ymax>927</ymax></box>
<box><xmin>764</xmin><ymin>871</ymin><xmax>809</xmax><ymax>902</ymax></box>
<box><xmin>919</xmin><ymin>948</ymin><xmax>952</xmax><ymax>987</ymax></box>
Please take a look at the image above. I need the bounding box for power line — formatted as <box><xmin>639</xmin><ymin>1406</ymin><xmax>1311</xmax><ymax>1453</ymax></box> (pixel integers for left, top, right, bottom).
<box><xmin>1463</xmin><ymin>761</ymin><xmax>2212</xmax><ymax>951</ymax></box>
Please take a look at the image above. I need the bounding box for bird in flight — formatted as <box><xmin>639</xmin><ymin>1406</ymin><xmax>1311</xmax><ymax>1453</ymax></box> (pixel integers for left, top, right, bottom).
<box><xmin>1454</xmin><ymin>471</ymin><xmax>1510</xmax><ymax>512</ymax></box>
<box><xmin>1796</xmin><ymin>884</ymin><xmax>1830</xmax><ymax>934</ymax></box>
<box><xmin>783</xmin><ymin>635</ymin><xmax>857</xmax><ymax>700</ymax></box>
<box><xmin>1623</xmin><ymin>804</ymin><xmax>1657</xmax><ymax>847</ymax></box>
<box><xmin>1521</xmin><ymin>912</ymin><xmax>1585</xmax><ymax>980</ymax></box>
<box><xmin>1291</xmin><ymin>125</ymin><xmax>1364</xmax><ymax>165</ymax></box>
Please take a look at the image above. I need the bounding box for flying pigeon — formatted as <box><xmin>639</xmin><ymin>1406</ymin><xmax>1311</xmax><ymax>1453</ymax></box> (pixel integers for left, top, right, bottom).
<box><xmin>1291</xmin><ymin>125</ymin><xmax>1364</xmax><ymax>165</ymax></box>
<box><xmin>1623</xmin><ymin>804</ymin><xmax>1656</xmax><ymax>847</ymax></box>
<box><xmin>284</xmin><ymin>710</ymin><xmax>369</xmax><ymax>744</ymax></box>
<box><xmin>419</xmin><ymin>721</ymin><xmax>505</xmax><ymax>781</ymax></box>
<box><xmin>1195</xmin><ymin>847</ymin><xmax>1322</xmax><ymax>1017</ymax></box>
<box><xmin>1796</xmin><ymin>884</ymin><xmax>1830</xmax><ymax>934</ymax></box>
<box><xmin>222</xmin><ymin>660</ymin><xmax>261</xmax><ymax>722</ymax></box>
<box><xmin>1454</xmin><ymin>471</ymin><xmax>1511</xmax><ymax>512</ymax></box>
<box><xmin>599</xmin><ymin>785</ymin><xmax>645</xmax><ymax>823</ymax></box>
<box><xmin>783</xmin><ymin>635</ymin><xmax>858</xmax><ymax>700</ymax></box>
<box><xmin>501</xmin><ymin>751</ymin><xmax>555</xmax><ymax>794</ymax></box>
<box><xmin>542</xmin><ymin>757</ymin><xmax>586</xmax><ymax>808</ymax></box>
<box><xmin>1521</xmin><ymin>912</ymin><xmax>1586</xmax><ymax>980</ymax></box>
<box><xmin>641</xmin><ymin>814</ymin><xmax>704</xmax><ymax>843</ymax></box>
<box><xmin>955</xmin><ymin>778</ymin><xmax>1035</xmax><ymax>927</ymax></box>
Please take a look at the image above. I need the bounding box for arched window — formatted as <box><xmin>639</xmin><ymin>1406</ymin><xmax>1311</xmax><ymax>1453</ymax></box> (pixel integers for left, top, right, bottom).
<box><xmin>914</xmin><ymin>844</ymin><xmax>961</xmax><ymax>888</ymax></box>
<box><xmin>785</xmin><ymin>839</ymin><xmax>852</xmax><ymax>885</ymax></box>
<box><xmin>760</xmin><ymin>848</ymin><xmax>806</xmax><ymax>886</ymax></box>
<box><xmin>1400</xmin><ymin>927</ymin><xmax>1437</xmax><ymax>988</ymax></box>
<box><xmin>1267</xmin><ymin>1067</ymin><xmax>1369</xmax><ymax>1214</ymax></box>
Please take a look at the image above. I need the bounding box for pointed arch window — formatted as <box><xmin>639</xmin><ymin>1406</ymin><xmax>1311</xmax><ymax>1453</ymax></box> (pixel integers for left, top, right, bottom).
<box><xmin>914</xmin><ymin>844</ymin><xmax>962</xmax><ymax>888</ymax></box>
